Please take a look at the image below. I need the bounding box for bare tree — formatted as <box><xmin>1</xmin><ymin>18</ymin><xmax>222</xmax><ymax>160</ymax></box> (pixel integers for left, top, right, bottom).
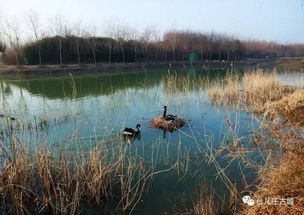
<box><xmin>213</xmin><ymin>34</ymin><xmax>222</xmax><ymax>60</ymax></box>
<box><xmin>179</xmin><ymin>31</ymin><xmax>190</xmax><ymax>61</ymax></box>
<box><xmin>27</xmin><ymin>11</ymin><xmax>43</xmax><ymax>65</ymax></box>
<box><xmin>231</xmin><ymin>40</ymin><xmax>242</xmax><ymax>61</ymax></box>
<box><xmin>0</xmin><ymin>21</ymin><xmax>6</xmax><ymax>57</ymax></box>
<box><xmin>164</xmin><ymin>31</ymin><xmax>179</xmax><ymax>62</ymax></box>
<box><xmin>51</xmin><ymin>16</ymin><xmax>66</xmax><ymax>65</ymax></box>
<box><xmin>140</xmin><ymin>26</ymin><xmax>154</xmax><ymax>62</ymax></box>
<box><xmin>0</xmin><ymin>40</ymin><xmax>5</xmax><ymax>54</ymax></box>
<box><xmin>223</xmin><ymin>37</ymin><xmax>233</xmax><ymax>61</ymax></box>
<box><xmin>197</xmin><ymin>34</ymin><xmax>207</xmax><ymax>61</ymax></box>
<box><xmin>113</xmin><ymin>24</ymin><xmax>129</xmax><ymax>64</ymax></box>
<box><xmin>73</xmin><ymin>21</ymin><xmax>85</xmax><ymax>64</ymax></box>
<box><xmin>2</xmin><ymin>19</ymin><xmax>22</xmax><ymax>66</ymax></box>
<box><xmin>87</xmin><ymin>25</ymin><xmax>97</xmax><ymax>64</ymax></box>
<box><xmin>152</xmin><ymin>28</ymin><xmax>160</xmax><ymax>61</ymax></box>
<box><xmin>129</xmin><ymin>27</ymin><xmax>138</xmax><ymax>62</ymax></box>
<box><xmin>0</xmin><ymin>31</ymin><xmax>6</xmax><ymax>55</ymax></box>
<box><xmin>103</xmin><ymin>22</ymin><xmax>115</xmax><ymax>64</ymax></box>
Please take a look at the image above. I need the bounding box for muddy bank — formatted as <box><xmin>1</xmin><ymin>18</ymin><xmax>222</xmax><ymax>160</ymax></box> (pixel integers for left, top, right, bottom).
<box><xmin>0</xmin><ymin>59</ymin><xmax>274</xmax><ymax>78</ymax></box>
<box><xmin>275</xmin><ymin>57</ymin><xmax>304</xmax><ymax>71</ymax></box>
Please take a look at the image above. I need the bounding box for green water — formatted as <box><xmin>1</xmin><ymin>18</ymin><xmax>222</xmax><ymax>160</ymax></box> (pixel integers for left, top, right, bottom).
<box><xmin>0</xmin><ymin>66</ymin><xmax>270</xmax><ymax>214</ymax></box>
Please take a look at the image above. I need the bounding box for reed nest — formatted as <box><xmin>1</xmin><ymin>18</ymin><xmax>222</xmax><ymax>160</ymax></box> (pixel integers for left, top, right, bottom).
<box><xmin>151</xmin><ymin>117</ymin><xmax>185</xmax><ymax>131</ymax></box>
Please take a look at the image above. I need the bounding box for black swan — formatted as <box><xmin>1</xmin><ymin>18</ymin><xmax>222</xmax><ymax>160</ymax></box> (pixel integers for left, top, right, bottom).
<box><xmin>151</xmin><ymin>106</ymin><xmax>185</xmax><ymax>131</ymax></box>
<box><xmin>123</xmin><ymin>124</ymin><xmax>141</xmax><ymax>137</ymax></box>
<box><xmin>163</xmin><ymin>105</ymin><xmax>177</xmax><ymax>120</ymax></box>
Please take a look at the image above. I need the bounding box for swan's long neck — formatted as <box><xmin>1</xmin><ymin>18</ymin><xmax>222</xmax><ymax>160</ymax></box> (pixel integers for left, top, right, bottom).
<box><xmin>163</xmin><ymin>107</ymin><xmax>167</xmax><ymax>117</ymax></box>
<box><xmin>136</xmin><ymin>125</ymin><xmax>140</xmax><ymax>132</ymax></box>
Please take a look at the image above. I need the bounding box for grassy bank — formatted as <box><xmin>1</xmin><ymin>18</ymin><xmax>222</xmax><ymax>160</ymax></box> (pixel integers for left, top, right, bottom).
<box><xmin>275</xmin><ymin>57</ymin><xmax>304</xmax><ymax>71</ymax></box>
<box><xmin>207</xmin><ymin>69</ymin><xmax>304</xmax><ymax>125</ymax></box>
<box><xmin>207</xmin><ymin>70</ymin><xmax>304</xmax><ymax>214</ymax></box>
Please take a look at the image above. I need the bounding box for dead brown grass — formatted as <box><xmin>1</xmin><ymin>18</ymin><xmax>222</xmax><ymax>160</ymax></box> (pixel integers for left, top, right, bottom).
<box><xmin>207</xmin><ymin>69</ymin><xmax>304</xmax><ymax>215</ymax></box>
<box><xmin>193</xmin><ymin>185</ymin><xmax>217</xmax><ymax>215</ymax></box>
<box><xmin>242</xmin><ymin>70</ymin><xmax>295</xmax><ymax>114</ymax></box>
<box><xmin>151</xmin><ymin>116</ymin><xmax>185</xmax><ymax>131</ymax></box>
<box><xmin>265</xmin><ymin>89</ymin><xmax>304</xmax><ymax>126</ymax></box>
<box><xmin>207</xmin><ymin>69</ymin><xmax>303</xmax><ymax>125</ymax></box>
<box><xmin>0</xmin><ymin>137</ymin><xmax>149</xmax><ymax>215</ymax></box>
<box><xmin>207</xmin><ymin>74</ymin><xmax>241</xmax><ymax>106</ymax></box>
<box><xmin>241</xmin><ymin>146</ymin><xmax>304</xmax><ymax>215</ymax></box>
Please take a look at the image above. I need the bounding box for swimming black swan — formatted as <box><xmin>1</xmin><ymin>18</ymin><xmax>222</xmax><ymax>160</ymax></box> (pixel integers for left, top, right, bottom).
<box><xmin>7</xmin><ymin>116</ymin><xmax>16</xmax><ymax>121</ymax></box>
<box><xmin>123</xmin><ymin>124</ymin><xmax>141</xmax><ymax>137</ymax></box>
<box><xmin>151</xmin><ymin>106</ymin><xmax>185</xmax><ymax>131</ymax></box>
<box><xmin>0</xmin><ymin>114</ymin><xmax>16</xmax><ymax>120</ymax></box>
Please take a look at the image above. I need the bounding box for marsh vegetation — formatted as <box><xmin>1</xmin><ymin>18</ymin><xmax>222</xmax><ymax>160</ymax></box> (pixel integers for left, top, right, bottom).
<box><xmin>0</xmin><ymin>66</ymin><xmax>303</xmax><ymax>214</ymax></box>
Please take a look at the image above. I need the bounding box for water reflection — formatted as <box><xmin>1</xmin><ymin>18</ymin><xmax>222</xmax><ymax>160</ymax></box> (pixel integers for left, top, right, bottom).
<box><xmin>0</xmin><ymin>66</ymin><xmax>262</xmax><ymax>214</ymax></box>
<box><xmin>277</xmin><ymin>71</ymin><xmax>304</xmax><ymax>87</ymax></box>
<box><xmin>3</xmin><ymin>66</ymin><xmax>246</xmax><ymax>100</ymax></box>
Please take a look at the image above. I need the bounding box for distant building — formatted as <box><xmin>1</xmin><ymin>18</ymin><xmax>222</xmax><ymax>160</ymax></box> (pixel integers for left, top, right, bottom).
<box><xmin>188</xmin><ymin>53</ymin><xmax>198</xmax><ymax>63</ymax></box>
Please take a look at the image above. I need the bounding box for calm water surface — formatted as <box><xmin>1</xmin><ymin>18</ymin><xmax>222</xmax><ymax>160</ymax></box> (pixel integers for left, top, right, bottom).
<box><xmin>1</xmin><ymin>66</ymin><xmax>298</xmax><ymax>214</ymax></box>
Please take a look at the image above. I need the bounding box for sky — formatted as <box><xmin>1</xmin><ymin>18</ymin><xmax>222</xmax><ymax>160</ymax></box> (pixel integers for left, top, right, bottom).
<box><xmin>0</xmin><ymin>0</ymin><xmax>304</xmax><ymax>43</ymax></box>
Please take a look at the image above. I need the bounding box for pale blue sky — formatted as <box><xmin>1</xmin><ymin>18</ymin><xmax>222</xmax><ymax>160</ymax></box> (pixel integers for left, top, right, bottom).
<box><xmin>1</xmin><ymin>0</ymin><xmax>304</xmax><ymax>43</ymax></box>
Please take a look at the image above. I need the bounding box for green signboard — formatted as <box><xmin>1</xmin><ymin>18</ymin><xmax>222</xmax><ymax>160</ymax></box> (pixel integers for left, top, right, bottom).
<box><xmin>188</xmin><ymin>53</ymin><xmax>198</xmax><ymax>62</ymax></box>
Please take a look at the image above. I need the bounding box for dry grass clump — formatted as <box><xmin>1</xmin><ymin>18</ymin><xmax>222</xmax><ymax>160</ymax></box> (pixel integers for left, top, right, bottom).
<box><xmin>193</xmin><ymin>185</ymin><xmax>217</xmax><ymax>215</ymax></box>
<box><xmin>243</xmin><ymin>70</ymin><xmax>280</xmax><ymax>111</ymax></box>
<box><xmin>162</xmin><ymin>72</ymin><xmax>193</xmax><ymax>95</ymax></box>
<box><xmin>0</xmin><ymin>138</ymin><xmax>148</xmax><ymax>215</ymax></box>
<box><xmin>266</xmin><ymin>89</ymin><xmax>304</xmax><ymax>126</ymax></box>
<box><xmin>151</xmin><ymin>117</ymin><xmax>185</xmax><ymax>131</ymax></box>
<box><xmin>207</xmin><ymin>69</ymin><xmax>303</xmax><ymax>125</ymax></box>
<box><xmin>207</xmin><ymin>69</ymin><xmax>304</xmax><ymax>215</ymax></box>
<box><xmin>238</xmin><ymin>118</ymin><xmax>304</xmax><ymax>215</ymax></box>
<box><xmin>161</xmin><ymin>70</ymin><xmax>210</xmax><ymax>96</ymax></box>
<box><xmin>224</xmin><ymin>74</ymin><xmax>241</xmax><ymax>99</ymax></box>
<box><xmin>241</xmin><ymin>147</ymin><xmax>304</xmax><ymax>215</ymax></box>
<box><xmin>207</xmin><ymin>74</ymin><xmax>240</xmax><ymax>105</ymax></box>
<box><xmin>207</xmin><ymin>83</ymin><xmax>225</xmax><ymax>103</ymax></box>
<box><xmin>242</xmin><ymin>70</ymin><xmax>295</xmax><ymax>114</ymax></box>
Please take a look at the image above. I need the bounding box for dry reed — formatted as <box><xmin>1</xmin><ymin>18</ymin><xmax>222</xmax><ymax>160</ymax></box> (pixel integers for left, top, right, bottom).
<box><xmin>207</xmin><ymin>69</ymin><xmax>303</xmax><ymax>125</ymax></box>
<box><xmin>241</xmin><ymin>136</ymin><xmax>304</xmax><ymax>214</ymax></box>
<box><xmin>0</xmin><ymin>137</ymin><xmax>150</xmax><ymax>215</ymax></box>
<box><xmin>193</xmin><ymin>185</ymin><xmax>217</xmax><ymax>215</ymax></box>
<box><xmin>206</xmin><ymin>69</ymin><xmax>304</xmax><ymax>215</ymax></box>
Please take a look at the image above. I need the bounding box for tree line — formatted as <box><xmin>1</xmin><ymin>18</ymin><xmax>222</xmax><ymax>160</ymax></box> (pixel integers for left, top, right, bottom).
<box><xmin>1</xmin><ymin>14</ymin><xmax>304</xmax><ymax>66</ymax></box>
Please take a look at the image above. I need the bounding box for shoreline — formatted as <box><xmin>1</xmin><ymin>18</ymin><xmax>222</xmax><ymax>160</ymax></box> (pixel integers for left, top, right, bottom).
<box><xmin>0</xmin><ymin>59</ymin><xmax>276</xmax><ymax>78</ymax></box>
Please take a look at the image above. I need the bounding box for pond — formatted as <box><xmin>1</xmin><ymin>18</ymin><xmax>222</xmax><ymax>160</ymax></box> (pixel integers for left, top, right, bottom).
<box><xmin>0</xmin><ymin>65</ymin><xmax>294</xmax><ymax>214</ymax></box>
